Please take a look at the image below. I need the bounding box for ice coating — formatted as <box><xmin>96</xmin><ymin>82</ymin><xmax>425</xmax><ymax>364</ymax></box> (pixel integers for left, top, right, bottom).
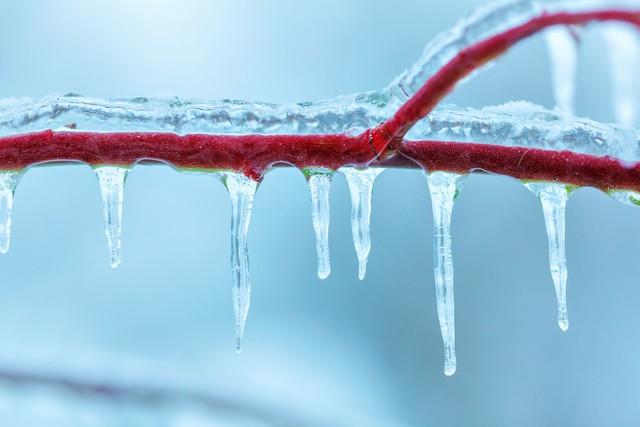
<box><xmin>602</xmin><ymin>23</ymin><xmax>640</xmax><ymax>127</ymax></box>
<box><xmin>389</xmin><ymin>0</ymin><xmax>538</xmax><ymax>99</ymax></box>
<box><xmin>388</xmin><ymin>0</ymin><xmax>639</xmax><ymax>101</ymax></box>
<box><xmin>0</xmin><ymin>172</ymin><xmax>20</xmax><ymax>254</ymax></box>
<box><xmin>219</xmin><ymin>172</ymin><xmax>258</xmax><ymax>353</ymax></box>
<box><xmin>545</xmin><ymin>26</ymin><xmax>578</xmax><ymax>116</ymax></box>
<box><xmin>95</xmin><ymin>166</ymin><xmax>128</xmax><ymax>268</ymax></box>
<box><xmin>306</xmin><ymin>169</ymin><xmax>333</xmax><ymax>280</ymax></box>
<box><xmin>405</xmin><ymin>102</ymin><xmax>640</xmax><ymax>162</ymax></box>
<box><xmin>427</xmin><ymin>171</ymin><xmax>467</xmax><ymax>376</ymax></box>
<box><xmin>340</xmin><ymin>167</ymin><xmax>383</xmax><ymax>280</ymax></box>
<box><xmin>1</xmin><ymin>96</ymin><xmax>637</xmax><ymax>166</ymax></box>
<box><xmin>0</xmin><ymin>94</ymin><xmax>388</xmax><ymax>138</ymax></box>
<box><xmin>525</xmin><ymin>182</ymin><xmax>571</xmax><ymax>331</ymax></box>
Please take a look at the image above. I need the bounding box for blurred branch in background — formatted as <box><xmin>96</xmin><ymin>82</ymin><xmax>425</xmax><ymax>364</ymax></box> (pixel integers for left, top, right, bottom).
<box><xmin>0</xmin><ymin>367</ymin><xmax>318</xmax><ymax>427</ymax></box>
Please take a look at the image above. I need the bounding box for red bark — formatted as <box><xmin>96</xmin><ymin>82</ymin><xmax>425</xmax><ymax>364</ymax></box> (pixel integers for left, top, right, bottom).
<box><xmin>398</xmin><ymin>140</ymin><xmax>640</xmax><ymax>193</ymax></box>
<box><xmin>0</xmin><ymin>130</ymin><xmax>373</xmax><ymax>180</ymax></box>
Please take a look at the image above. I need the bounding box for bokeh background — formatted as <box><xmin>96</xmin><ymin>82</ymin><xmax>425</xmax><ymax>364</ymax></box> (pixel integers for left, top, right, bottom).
<box><xmin>1</xmin><ymin>0</ymin><xmax>639</xmax><ymax>426</ymax></box>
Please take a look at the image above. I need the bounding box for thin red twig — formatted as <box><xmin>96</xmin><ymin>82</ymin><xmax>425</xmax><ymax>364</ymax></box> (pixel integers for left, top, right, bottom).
<box><xmin>371</xmin><ymin>9</ymin><xmax>640</xmax><ymax>155</ymax></box>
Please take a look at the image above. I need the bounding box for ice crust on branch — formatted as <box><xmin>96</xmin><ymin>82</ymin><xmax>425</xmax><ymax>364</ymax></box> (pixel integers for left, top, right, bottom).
<box><xmin>1</xmin><ymin>98</ymin><xmax>636</xmax><ymax>164</ymax></box>
<box><xmin>406</xmin><ymin>102</ymin><xmax>639</xmax><ymax>161</ymax></box>
<box><xmin>0</xmin><ymin>94</ymin><xmax>389</xmax><ymax>137</ymax></box>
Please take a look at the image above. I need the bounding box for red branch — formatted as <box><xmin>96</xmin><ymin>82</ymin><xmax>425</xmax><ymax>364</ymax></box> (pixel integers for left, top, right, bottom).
<box><xmin>371</xmin><ymin>9</ymin><xmax>640</xmax><ymax>154</ymax></box>
<box><xmin>398</xmin><ymin>140</ymin><xmax>640</xmax><ymax>193</ymax></box>
<box><xmin>0</xmin><ymin>8</ymin><xmax>639</xmax><ymax>189</ymax></box>
<box><xmin>0</xmin><ymin>130</ymin><xmax>372</xmax><ymax>180</ymax></box>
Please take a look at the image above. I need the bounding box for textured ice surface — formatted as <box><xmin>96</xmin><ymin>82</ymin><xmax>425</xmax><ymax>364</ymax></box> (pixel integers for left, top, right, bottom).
<box><xmin>406</xmin><ymin>102</ymin><xmax>640</xmax><ymax>162</ymax></box>
<box><xmin>0</xmin><ymin>93</ymin><xmax>389</xmax><ymax>137</ymax></box>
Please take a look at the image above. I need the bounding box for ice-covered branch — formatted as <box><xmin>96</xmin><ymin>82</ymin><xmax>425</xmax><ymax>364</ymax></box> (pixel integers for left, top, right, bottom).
<box><xmin>2</xmin><ymin>99</ymin><xmax>637</xmax><ymax>190</ymax></box>
<box><xmin>0</xmin><ymin>0</ymin><xmax>639</xmax><ymax>376</ymax></box>
<box><xmin>374</xmin><ymin>2</ymin><xmax>640</xmax><ymax>153</ymax></box>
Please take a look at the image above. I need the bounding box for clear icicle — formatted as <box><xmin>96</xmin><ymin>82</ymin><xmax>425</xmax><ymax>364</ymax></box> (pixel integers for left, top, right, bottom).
<box><xmin>545</xmin><ymin>26</ymin><xmax>578</xmax><ymax>117</ymax></box>
<box><xmin>219</xmin><ymin>172</ymin><xmax>258</xmax><ymax>353</ymax></box>
<box><xmin>306</xmin><ymin>169</ymin><xmax>333</xmax><ymax>280</ymax></box>
<box><xmin>340</xmin><ymin>167</ymin><xmax>383</xmax><ymax>280</ymax></box>
<box><xmin>0</xmin><ymin>172</ymin><xmax>21</xmax><ymax>254</ymax></box>
<box><xmin>426</xmin><ymin>171</ymin><xmax>467</xmax><ymax>376</ymax></box>
<box><xmin>525</xmin><ymin>182</ymin><xmax>571</xmax><ymax>332</ymax></box>
<box><xmin>95</xmin><ymin>166</ymin><xmax>128</xmax><ymax>269</ymax></box>
<box><xmin>602</xmin><ymin>23</ymin><xmax>640</xmax><ymax>128</ymax></box>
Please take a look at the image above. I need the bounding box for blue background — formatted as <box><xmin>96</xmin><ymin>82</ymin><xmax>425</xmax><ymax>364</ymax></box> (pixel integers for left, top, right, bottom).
<box><xmin>0</xmin><ymin>1</ymin><xmax>639</xmax><ymax>425</ymax></box>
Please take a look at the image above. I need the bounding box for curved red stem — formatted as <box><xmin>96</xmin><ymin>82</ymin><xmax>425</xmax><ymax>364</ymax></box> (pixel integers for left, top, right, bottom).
<box><xmin>372</xmin><ymin>9</ymin><xmax>640</xmax><ymax>155</ymax></box>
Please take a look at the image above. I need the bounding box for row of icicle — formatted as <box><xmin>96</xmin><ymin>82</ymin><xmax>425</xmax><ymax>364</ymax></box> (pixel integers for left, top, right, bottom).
<box><xmin>0</xmin><ymin>164</ymin><xmax>384</xmax><ymax>355</ymax></box>
<box><xmin>0</xmin><ymin>23</ymin><xmax>636</xmax><ymax>375</ymax></box>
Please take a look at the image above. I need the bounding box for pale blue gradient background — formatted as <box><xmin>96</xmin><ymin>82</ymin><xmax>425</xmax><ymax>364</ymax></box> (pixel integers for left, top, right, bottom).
<box><xmin>0</xmin><ymin>1</ymin><xmax>639</xmax><ymax>426</ymax></box>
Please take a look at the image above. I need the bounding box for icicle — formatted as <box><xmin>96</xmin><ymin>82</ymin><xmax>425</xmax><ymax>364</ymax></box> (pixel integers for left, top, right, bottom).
<box><xmin>545</xmin><ymin>26</ymin><xmax>578</xmax><ymax>117</ymax></box>
<box><xmin>95</xmin><ymin>167</ymin><xmax>128</xmax><ymax>269</ymax></box>
<box><xmin>219</xmin><ymin>171</ymin><xmax>258</xmax><ymax>353</ymax></box>
<box><xmin>525</xmin><ymin>182</ymin><xmax>571</xmax><ymax>332</ymax></box>
<box><xmin>0</xmin><ymin>172</ymin><xmax>21</xmax><ymax>254</ymax></box>
<box><xmin>340</xmin><ymin>167</ymin><xmax>383</xmax><ymax>280</ymax></box>
<box><xmin>602</xmin><ymin>24</ymin><xmax>639</xmax><ymax>127</ymax></box>
<box><xmin>305</xmin><ymin>169</ymin><xmax>333</xmax><ymax>280</ymax></box>
<box><xmin>95</xmin><ymin>166</ymin><xmax>128</xmax><ymax>268</ymax></box>
<box><xmin>426</xmin><ymin>171</ymin><xmax>467</xmax><ymax>376</ymax></box>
